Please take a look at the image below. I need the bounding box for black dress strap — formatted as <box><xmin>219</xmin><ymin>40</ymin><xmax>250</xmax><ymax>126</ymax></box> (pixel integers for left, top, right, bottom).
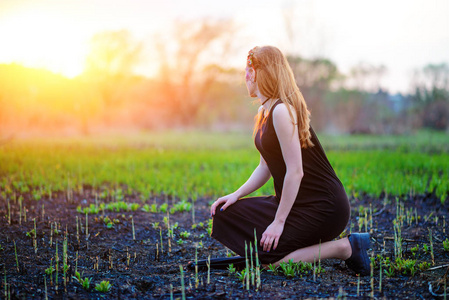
<box><xmin>267</xmin><ymin>99</ymin><xmax>283</xmax><ymax>115</ymax></box>
<box><xmin>263</xmin><ymin>99</ymin><xmax>283</xmax><ymax>128</ymax></box>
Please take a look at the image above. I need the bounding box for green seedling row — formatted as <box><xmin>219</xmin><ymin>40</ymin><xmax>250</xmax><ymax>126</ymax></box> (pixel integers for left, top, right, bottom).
<box><xmin>0</xmin><ymin>131</ymin><xmax>448</xmax><ymax>201</ymax></box>
<box><xmin>328</xmin><ymin>151</ymin><xmax>449</xmax><ymax>200</ymax></box>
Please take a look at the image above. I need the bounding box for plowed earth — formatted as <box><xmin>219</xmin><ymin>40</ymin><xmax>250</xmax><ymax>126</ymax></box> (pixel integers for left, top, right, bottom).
<box><xmin>1</xmin><ymin>190</ymin><xmax>448</xmax><ymax>299</ymax></box>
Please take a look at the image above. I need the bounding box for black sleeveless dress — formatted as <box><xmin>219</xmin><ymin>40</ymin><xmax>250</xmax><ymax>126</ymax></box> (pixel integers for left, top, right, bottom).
<box><xmin>211</xmin><ymin>100</ymin><xmax>350</xmax><ymax>264</ymax></box>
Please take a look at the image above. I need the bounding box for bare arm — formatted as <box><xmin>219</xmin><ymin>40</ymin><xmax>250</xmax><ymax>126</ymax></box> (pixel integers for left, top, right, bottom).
<box><xmin>211</xmin><ymin>154</ymin><xmax>271</xmax><ymax>216</ymax></box>
<box><xmin>260</xmin><ymin>103</ymin><xmax>304</xmax><ymax>252</ymax></box>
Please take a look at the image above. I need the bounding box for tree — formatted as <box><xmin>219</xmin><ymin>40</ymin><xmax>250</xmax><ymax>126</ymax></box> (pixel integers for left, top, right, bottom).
<box><xmin>155</xmin><ymin>18</ymin><xmax>239</xmax><ymax>125</ymax></box>
<box><xmin>80</xmin><ymin>30</ymin><xmax>144</xmax><ymax>131</ymax></box>
<box><xmin>411</xmin><ymin>63</ymin><xmax>449</xmax><ymax>130</ymax></box>
<box><xmin>287</xmin><ymin>55</ymin><xmax>341</xmax><ymax>131</ymax></box>
<box><xmin>83</xmin><ymin>30</ymin><xmax>143</xmax><ymax>106</ymax></box>
<box><xmin>347</xmin><ymin>62</ymin><xmax>387</xmax><ymax>93</ymax></box>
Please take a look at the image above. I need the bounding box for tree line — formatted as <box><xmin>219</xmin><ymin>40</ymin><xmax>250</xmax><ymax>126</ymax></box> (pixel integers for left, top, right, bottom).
<box><xmin>0</xmin><ymin>20</ymin><xmax>448</xmax><ymax>137</ymax></box>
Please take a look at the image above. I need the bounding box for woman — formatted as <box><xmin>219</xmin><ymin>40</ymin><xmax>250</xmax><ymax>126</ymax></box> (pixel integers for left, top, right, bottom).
<box><xmin>206</xmin><ymin>46</ymin><xmax>370</xmax><ymax>275</ymax></box>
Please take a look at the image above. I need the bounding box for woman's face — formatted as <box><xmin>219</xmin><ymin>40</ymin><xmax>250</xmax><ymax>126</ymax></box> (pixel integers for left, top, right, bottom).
<box><xmin>245</xmin><ymin>67</ymin><xmax>257</xmax><ymax>97</ymax></box>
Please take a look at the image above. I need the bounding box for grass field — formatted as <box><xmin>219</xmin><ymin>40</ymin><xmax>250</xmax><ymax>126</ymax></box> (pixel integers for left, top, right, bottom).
<box><xmin>1</xmin><ymin>130</ymin><xmax>448</xmax><ymax>203</ymax></box>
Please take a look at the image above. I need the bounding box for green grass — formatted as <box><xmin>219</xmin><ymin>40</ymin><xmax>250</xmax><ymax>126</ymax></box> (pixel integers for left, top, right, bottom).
<box><xmin>321</xmin><ymin>130</ymin><xmax>449</xmax><ymax>153</ymax></box>
<box><xmin>0</xmin><ymin>130</ymin><xmax>448</xmax><ymax>202</ymax></box>
<box><xmin>329</xmin><ymin>151</ymin><xmax>448</xmax><ymax>199</ymax></box>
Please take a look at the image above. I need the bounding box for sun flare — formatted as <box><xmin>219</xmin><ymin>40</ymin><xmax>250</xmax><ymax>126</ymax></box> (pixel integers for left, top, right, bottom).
<box><xmin>0</xmin><ymin>9</ymin><xmax>88</xmax><ymax>78</ymax></box>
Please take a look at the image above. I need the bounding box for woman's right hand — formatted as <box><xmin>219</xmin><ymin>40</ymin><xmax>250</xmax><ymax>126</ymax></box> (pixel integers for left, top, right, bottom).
<box><xmin>210</xmin><ymin>193</ymin><xmax>239</xmax><ymax>216</ymax></box>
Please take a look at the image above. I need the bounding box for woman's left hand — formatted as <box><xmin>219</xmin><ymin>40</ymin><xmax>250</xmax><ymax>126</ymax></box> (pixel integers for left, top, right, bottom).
<box><xmin>260</xmin><ymin>220</ymin><xmax>285</xmax><ymax>252</ymax></box>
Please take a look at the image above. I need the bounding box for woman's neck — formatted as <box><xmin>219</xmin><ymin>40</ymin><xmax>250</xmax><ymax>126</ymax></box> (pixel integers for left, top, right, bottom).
<box><xmin>261</xmin><ymin>97</ymin><xmax>270</xmax><ymax>106</ymax></box>
<box><xmin>257</xmin><ymin>91</ymin><xmax>271</xmax><ymax>108</ymax></box>
<box><xmin>260</xmin><ymin>96</ymin><xmax>275</xmax><ymax>111</ymax></box>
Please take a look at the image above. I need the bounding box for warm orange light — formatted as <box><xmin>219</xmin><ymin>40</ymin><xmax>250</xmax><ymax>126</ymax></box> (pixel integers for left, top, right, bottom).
<box><xmin>0</xmin><ymin>9</ymin><xmax>88</xmax><ymax>78</ymax></box>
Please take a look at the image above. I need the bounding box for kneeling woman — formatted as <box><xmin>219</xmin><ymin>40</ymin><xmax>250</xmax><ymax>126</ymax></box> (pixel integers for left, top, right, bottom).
<box><xmin>209</xmin><ymin>46</ymin><xmax>370</xmax><ymax>275</ymax></box>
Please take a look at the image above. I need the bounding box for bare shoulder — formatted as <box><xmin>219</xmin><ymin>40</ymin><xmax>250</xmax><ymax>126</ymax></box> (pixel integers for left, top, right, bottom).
<box><xmin>272</xmin><ymin>102</ymin><xmax>300</xmax><ymax>149</ymax></box>
<box><xmin>272</xmin><ymin>102</ymin><xmax>296</xmax><ymax>124</ymax></box>
<box><xmin>272</xmin><ymin>102</ymin><xmax>288</xmax><ymax>116</ymax></box>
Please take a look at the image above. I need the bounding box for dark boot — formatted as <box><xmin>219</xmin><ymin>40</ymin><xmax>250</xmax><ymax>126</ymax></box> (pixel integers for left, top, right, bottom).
<box><xmin>345</xmin><ymin>233</ymin><xmax>371</xmax><ymax>276</ymax></box>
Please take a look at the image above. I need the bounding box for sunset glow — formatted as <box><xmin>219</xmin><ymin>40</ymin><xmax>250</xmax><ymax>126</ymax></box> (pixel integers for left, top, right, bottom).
<box><xmin>0</xmin><ymin>9</ymin><xmax>87</xmax><ymax>78</ymax></box>
<box><xmin>1</xmin><ymin>0</ymin><xmax>448</xmax><ymax>88</ymax></box>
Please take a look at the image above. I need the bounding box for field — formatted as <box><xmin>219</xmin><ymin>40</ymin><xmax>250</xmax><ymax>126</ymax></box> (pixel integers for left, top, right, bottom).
<box><xmin>1</xmin><ymin>130</ymin><xmax>448</xmax><ymax>299</ymax></box>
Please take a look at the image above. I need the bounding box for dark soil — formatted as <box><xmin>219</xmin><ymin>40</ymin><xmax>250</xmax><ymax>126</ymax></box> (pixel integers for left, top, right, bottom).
<box><xmin>1</xmin><ymin>189</ymin><xmax>448</xmax><ymax>299</ymax></box>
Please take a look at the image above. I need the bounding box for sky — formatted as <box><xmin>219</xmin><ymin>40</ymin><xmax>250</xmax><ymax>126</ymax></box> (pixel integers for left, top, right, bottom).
<box><xmin>1</xmin><ymin>0</ymin><xmax>448</xmax><ymax>94</ymax></box>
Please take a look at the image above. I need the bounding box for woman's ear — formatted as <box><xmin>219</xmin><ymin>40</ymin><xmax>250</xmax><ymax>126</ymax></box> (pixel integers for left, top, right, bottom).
<box><xmin>246</xmin><ymin>67</ymin><xmax>256</xmax><ymax>82</ymax></box>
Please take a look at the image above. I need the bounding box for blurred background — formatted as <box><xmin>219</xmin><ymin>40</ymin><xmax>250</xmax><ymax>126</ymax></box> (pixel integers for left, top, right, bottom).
<box><xmin>1</xmin><ymin>0</ymin><xmax>448</xmax><ymax>138</ymax></box>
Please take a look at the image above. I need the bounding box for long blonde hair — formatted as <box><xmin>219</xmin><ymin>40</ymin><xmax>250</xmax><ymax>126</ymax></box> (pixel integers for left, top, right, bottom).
<box><xmin>250</xmin><ymin>46</ymin><xmax>313</xmax><ymax>148</ymax></box>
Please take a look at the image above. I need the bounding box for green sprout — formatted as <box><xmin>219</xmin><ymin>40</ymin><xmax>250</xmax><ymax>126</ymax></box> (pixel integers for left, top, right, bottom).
<box><xmin>443</xmin><ymin>238</ymin><xmax>449</xmax><ymax>252</ymax></box>
<box><xmin>149</xmin><ymin>203</ymin><xmax>159</xmax><ymax>213</ymax></box>
<box><xmin>73</xmin><ymin>271</ymin><xmax>92</xmax><ymax>290</ymax></box>
<box><xmin>207</xmin><ymin>219</ymin><xmax>213</xmax><ymax>236</ymax></box>
<box><xmin>26</xmin><ymin>229</ymin><xmax>36</xmax><ymax>238</ymax></box>
<box><xmin>384</xmin><ymin>265</ymin><xmax>395</xmax><ymax>277</ymax></box>
<box><xmin>63</xmin><ymin>264</ymin><xmax>69</xmax><ymax>274</ymax></box>
<box><xmin>76</xmin><ymin>204</ymin><xmax>100</xmax><ymax>215</ymax></box>
<box><xmin>180</xmin><ymin>231</ymin><xmax>191</xmax><ymax>239</ymax></box>
<box><xmin>159</xmin><ymin>203</ymin><xmax>168</xmax><ymax>213</ymax></box>
<box><xmin>192</xmin><ymin>221</ymin><xmax>204</xmax><ymax>230</ymax></box>
<box><xmin>266</xmin><ymin>263</ymin><xmax>278</xmax><ymax>275</ymax></box>
<box><xmin>106</xmin><ymin>201</ymin><xmax>128</xmax><ymax>212</ymax></box>
<box><xmin>142</xmin><ymin>204</ymin><xmax>158</xmax><ymax>213</ymax></box>
<box><xmin>418</xmin><ymin>261</ymin><xmax>431</xmax><ymax>271</ymax></box>
<box><xmin>237</xmin><ymin>268</ymin><xmax>248</xmax><ymax>283</ymax></box>
<box><xmin>141</xmin><ymin>204</ymin><xmax>150</xmax><ymax>212</ymax></box>
<box><xmin>103</xmin><ymin>216</ymin><xmax>114</xmax><ymax>228</ymax></box>
<box><xmin>227</xmin><ymin>263</ymin><xmax>236</xmax><ymax>275</ymax></box>
<box><xmin>297</xmin><ymin>261</ymin><xmax>313</xmax><ymax>274</ymax></box>
<box><xmin>95</xmin><ymin>280</ymin><xmax>112</xmax><ymax>293</ymax></box>
<box><xmin>170</xmin><ymin>199</ymin><xmax>192</xmax><ymax>214</ymax></box>
<box><xmin>73</xmin><ymin>271</ymin><xmax>82</xmax><ymax>282</ymax></box>
<box><xmin>130</xmin><ymin>203</ymin><xmax>140</xmax><ymax>211</ymax></box>
<box><xmin>279</xmin><ymin>259</ymin><xmax>297</xmax><ymax>278</ymax></box>
<box><xmin>80</xmin><ymin>277</ymin><xmax>91</xmax><ymax>290</ymax></box>
<box><xmin>45</xmin><ymin>266</ymin><xmax>55</xmax><ymax>276</ymax></box>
